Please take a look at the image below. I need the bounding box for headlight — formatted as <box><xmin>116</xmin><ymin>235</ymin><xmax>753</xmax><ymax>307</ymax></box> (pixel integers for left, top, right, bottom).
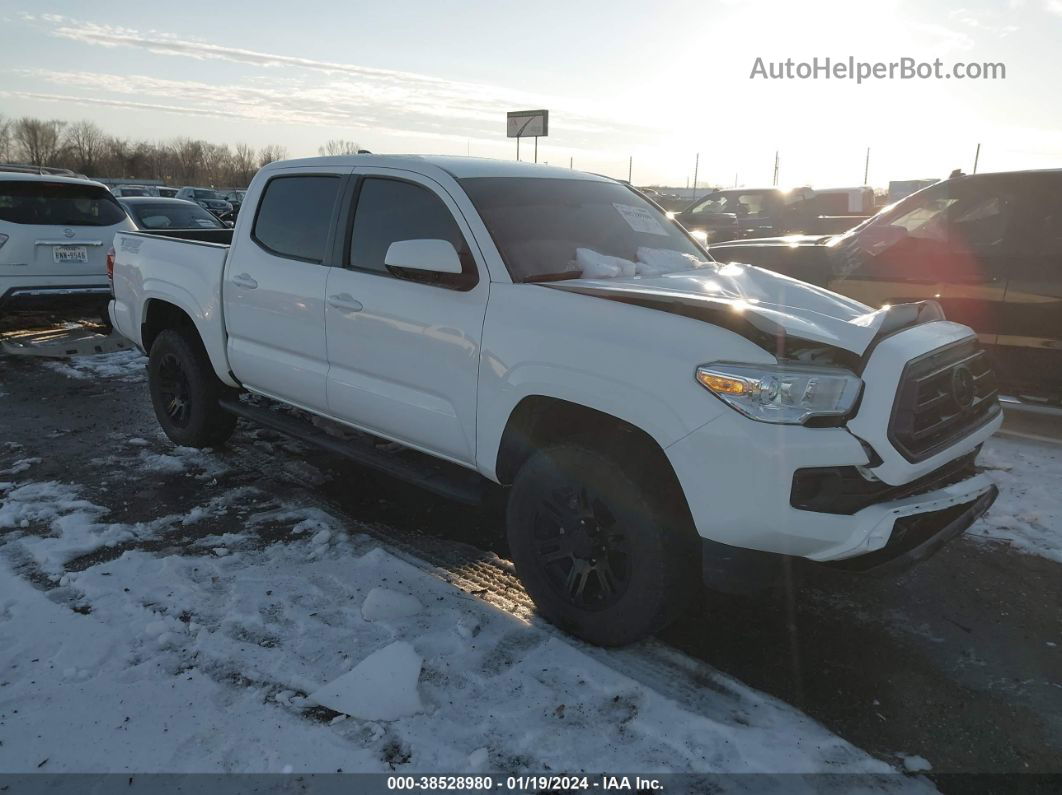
<box><xmin>695</xmin><ymin>362</ymin><xmax>862</xmax><ymax>425</ymax></box>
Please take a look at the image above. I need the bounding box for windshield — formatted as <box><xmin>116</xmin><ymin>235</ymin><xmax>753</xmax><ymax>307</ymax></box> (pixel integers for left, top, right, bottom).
<box><xmin>193</xmin><ymin>189</ymin><xmax>221</xmax><ymax>200</ymax></box>
<box><xmin>833</xmin><ymin>181</ymin><xmax>956</xmax><ymax>260</ymax></box>
<box><xmin>0</xmin><ymin>181</ymin><xmax>127</xmax><ymax>226</ymax></box>
<box><xmin>460</xmin><ymin>177</ymin><xmax>711</xmax><ymax>283</ymax></box>
<box><xmin>687</xmin><ymin>190</ymin><xmax>779</xmax><ymax>218</ymax></box>
<box><xmin>127</xmin><ymin>202</ymin><xmax>224</xmax><ymax>230</ymax></box>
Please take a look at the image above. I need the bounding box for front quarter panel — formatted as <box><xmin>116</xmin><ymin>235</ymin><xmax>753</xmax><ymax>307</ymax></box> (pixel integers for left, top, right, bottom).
<box><xmin>476</xmin><ymin>283</ymin><xmax>776</xmax><ymax>480</ymax></box>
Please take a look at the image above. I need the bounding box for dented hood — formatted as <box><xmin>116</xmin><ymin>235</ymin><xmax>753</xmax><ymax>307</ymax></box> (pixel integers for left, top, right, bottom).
<box><xmin>545</xmin><ymin>263</ymin><xmax>942</xmax><ymax>357</ymax></box>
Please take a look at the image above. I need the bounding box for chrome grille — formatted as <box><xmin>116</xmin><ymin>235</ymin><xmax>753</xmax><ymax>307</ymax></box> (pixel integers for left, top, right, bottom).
<box><xmin>888</xmin><ymin>339</ymin><xmax>1000</xmax><ymax>462</ymax></box>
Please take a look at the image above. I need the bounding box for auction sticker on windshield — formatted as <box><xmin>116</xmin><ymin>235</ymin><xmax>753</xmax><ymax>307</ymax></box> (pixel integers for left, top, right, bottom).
<box><xmin>53</xmin><ymin>246</ymin><xmax>88</xmax><ymax>263</ymax></box>
<box><xmin>613</xmin><ymin>203</ymin><xmax>669</xmax><ymax>236</ymax></box>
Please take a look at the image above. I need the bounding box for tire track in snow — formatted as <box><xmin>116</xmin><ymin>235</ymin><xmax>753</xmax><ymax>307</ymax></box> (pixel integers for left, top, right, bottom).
<box><xmin>230</xmin><ymin>440</ymin><xmax>764</xmax><ymax>723</ymax></box>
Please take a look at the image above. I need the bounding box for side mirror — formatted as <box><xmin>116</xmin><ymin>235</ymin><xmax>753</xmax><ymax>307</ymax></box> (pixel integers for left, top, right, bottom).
<box><xmin>225</xmin><ymin>220</ymin><xmax>234</xmax><ymax>228</ymax></box>
<box><xmin>384</xmin><ymin>239</ymin><xmax>462</xmax><ymax>274</ymax></box>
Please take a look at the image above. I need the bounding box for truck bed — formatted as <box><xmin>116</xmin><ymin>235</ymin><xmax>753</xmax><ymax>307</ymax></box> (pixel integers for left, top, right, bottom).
<box><xmin>110</xmin><ymin>229</ymin><xmax>233</xmax><ymax>383</ymax></box>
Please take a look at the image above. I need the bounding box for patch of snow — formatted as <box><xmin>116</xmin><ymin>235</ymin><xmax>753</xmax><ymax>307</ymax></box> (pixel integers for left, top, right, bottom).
<box><xmin>140</xmin><ymin>452</ymin><xmax>187</xmax><ymax>474</ymax></box>
<box><xmin>138</xmin><ymin>446</ymin><xmax>230</xmax><ymax>479</ymax></box>
<box><xmin>0</xmin><ymin>482</ymin><xmax>914</xmax><ymax>779</ymax></box>
<box><xmin>361</xmin><ymin>587</ymin><xmax>423</xmax><ymax>621</ymax></box>
<box><xmin>575</xmin><ymin>248</ymin><xmax>636</xmax><ymax>279</ymax></box>
<box><xmin>899</xmin><ymin>753</ymin><xmax>933</xmax><ymax>773</ymax></box>
<box><xmin>42</xmin><ymin>349</ymin><xmax>146</xmax><ymax>382</ymax></box>
<box><xmin>309</xmin><ymin>641</ymin><xmax>424</xmax><ymax>721</ymax></box>
<box><xmin>973</xmin><ymin>437</ymin><xmax>1062</xmax><ymax>563</ymax></box>
<box><xmin>0</xmin><ymin>457</ymin><xmax>41</xmax><ymax>476</ymax></box>
<box><xmin>635</xmin><ymin>246</ymin><xmax>707</xmax><ymax>276</ymax></box>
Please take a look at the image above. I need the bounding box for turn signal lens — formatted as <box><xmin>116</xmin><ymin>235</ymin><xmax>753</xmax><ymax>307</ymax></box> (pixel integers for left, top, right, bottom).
<box><xmin>696</xmin><ymin>371</ymin><xmax>748</xmax><ymax>395</ymax></box>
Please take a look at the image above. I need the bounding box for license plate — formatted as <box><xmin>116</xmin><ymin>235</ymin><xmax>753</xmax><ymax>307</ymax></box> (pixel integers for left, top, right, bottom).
<box><xmin>53</xmin><ymin>245</ymin><xmax>88</xmax><ymax>263</ymax></box>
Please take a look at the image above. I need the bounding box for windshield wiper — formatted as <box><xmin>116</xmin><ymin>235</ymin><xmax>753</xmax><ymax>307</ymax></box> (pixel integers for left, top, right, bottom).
<box><xmin>521</xmin><ymin>269</ymin><xmax>584</xmax><ymax>284</ymax></box>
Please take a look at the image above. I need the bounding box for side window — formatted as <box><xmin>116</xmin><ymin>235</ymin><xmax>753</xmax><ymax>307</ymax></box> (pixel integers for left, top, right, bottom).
<box><xmin>348</xmin><ymin>177</ymin><xmax>476</xmax><ymax>288</ymax></box>
<box><xmin>252</xmin><ymin>175</ymin><xmax>342</xmax><ymax>263</ymax></box>
<box><xmin>1006</xmin><ymin>178</ymin><xmax>1062</xmax><ymax>259</ymax></box>
<box><xmin>948</xmin><ymin>182</ymin><xmax>1016</xmax><ymax>256</ymax></box>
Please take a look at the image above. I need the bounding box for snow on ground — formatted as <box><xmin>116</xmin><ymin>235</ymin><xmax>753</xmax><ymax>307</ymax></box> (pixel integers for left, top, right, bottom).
<box><xmin>975</xmin><ymin>436</ymin><xmax>1062</xmax><ymax>563</ymax></box>
<box><xmin>42</xmin><ymin>349</ymin><xmax>146</xmax><ymax>382</ymax></box>
<box><xmin>0</xmin><ymin>482</ymin><xmax>914</xmax><ymax>780</ymax></box>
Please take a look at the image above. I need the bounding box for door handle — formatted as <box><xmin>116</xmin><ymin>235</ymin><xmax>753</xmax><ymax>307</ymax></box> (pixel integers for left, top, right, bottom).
<box><xmin>232</xmin><ymin>273</ymin><xmax>258</xmax><ymax>289</ymax></box>
<box><xmin>328</xmin><ymin>293</ymin><xmax>363</xmax><ymax>312</ymax></box>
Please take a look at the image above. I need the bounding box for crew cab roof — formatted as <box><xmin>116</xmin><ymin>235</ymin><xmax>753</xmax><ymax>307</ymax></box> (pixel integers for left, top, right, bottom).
<box><xmin>261</xmin><ymin>154</ymin><xmax>613</xmax><ymax>183</ymax></box>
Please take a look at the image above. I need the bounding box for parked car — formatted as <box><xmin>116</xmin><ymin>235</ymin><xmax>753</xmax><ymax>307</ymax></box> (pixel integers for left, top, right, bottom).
<box><xmin>110</xmin><ymin>155</ymin><xmax>1001</xmax><ymax>646</ymax></box>
<box><xmin>0</xmin><ymin>173</ymin><xmax>134</xmax><ymax>319</ymax></box>
<box><xmin>710</xmin><ymin>169</ymin><xmax>1062</xmax><ymax>403</ymax></box>
<box><xmin>174</xmin><ymin>187</ymin><xmax>233</xmax><ymax>218</ymax></box>
<box><xmin>119</xmin><ymin>196</ymin><xmax>230</xmax><ymax>235</ymax></box>
<box><xmin>217</xmin><ymin>189</ymin><xmax>246</xmax><ymax>218</ymax></box>
<box><xmin>795</xmin><ymin>186</ymin><xmax>877</xmax><ymax>234</ymax></box>
<box><xmin>111</xmin><ymin>184</ymin><xmax>156</xmax><ymax>198</ymax></box>
<box><xmin>156</xmin><ymin>186</ymin><xmax>179</xmax><ymax>198</ymax></box>
<box><xmin>674</xmin><ymin>187</ymin><xmax>815</xmax><ymax>242</ymax></box>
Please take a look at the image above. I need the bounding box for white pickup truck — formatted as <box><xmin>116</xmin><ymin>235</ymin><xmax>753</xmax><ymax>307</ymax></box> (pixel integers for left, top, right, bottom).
<box><xmin>110</xmin><ymin>155</ymin><xmax>1002</xmax><ymax>646</ymax></box>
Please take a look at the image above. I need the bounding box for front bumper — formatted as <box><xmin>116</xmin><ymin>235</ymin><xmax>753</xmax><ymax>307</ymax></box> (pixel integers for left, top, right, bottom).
<box><xmin>665</xmin><ymin>405</ymin><xmax>1000</xmax><ymax>563</ymax></box>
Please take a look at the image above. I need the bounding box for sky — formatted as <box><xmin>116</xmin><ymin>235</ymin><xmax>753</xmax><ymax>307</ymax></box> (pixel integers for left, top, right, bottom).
<box><xmin>1</xmin><ymin>0</ymin><xmax>1060</xmax><ymax>188</ymax></box>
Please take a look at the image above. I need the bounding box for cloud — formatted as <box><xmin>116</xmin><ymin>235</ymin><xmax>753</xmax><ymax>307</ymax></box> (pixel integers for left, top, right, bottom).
<box><xmin>1047</xmin><ymin>0</ymin><xmax>1062</xmax><ymax>16</ymax></box>
<box><xmin>15</xmin><ymin>14</ymin><xmax>659</xmax><ymax>152</ymax></box>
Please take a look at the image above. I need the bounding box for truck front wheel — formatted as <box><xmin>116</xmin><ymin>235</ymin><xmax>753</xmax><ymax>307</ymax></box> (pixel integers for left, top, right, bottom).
<box><xmin>148</xmin><ymin>328</ymin><xmax>237</xmax><ymax>448</ymax></box>
<box><xmin>507</xmin><ymin>444</ymin><xmax>697</xmax><ymax>646</ymax></box>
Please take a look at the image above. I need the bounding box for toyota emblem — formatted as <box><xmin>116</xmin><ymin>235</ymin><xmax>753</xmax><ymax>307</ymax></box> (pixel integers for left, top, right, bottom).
<box><xmin>63</xmin><ymin>228</ymin><xmax>75</xmax><ymax>238</ymax></box>
<box><xmin>951</xmin><ymin>366</ymin><xmax>976</xmax><ymax>410</ymax></box>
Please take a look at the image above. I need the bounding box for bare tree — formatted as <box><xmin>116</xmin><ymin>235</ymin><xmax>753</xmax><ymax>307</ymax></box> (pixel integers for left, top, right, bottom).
<box><xmin>12</xmin><ymin>117</ymin><xmax>66</xmax><ymax>166</ymax></box>
<box><xmin>63</xmin><ymin>120</ymin><xmax>106</xmax><ymax>175</ymax></box>
<box><xmin>258</xmin><ymin>144</ymin><xmax>287</xmax><ymax>168</ymax></box>
<box><xmin>0</xmin><ymin>115</ymin><xmax>11</xmax><ymax>162</ymax></box>
<box><xmin>172</xmin><ymin>138</ymin><xmax>206</xmax><ymax>184</ymax></box>
<box><xmin>1</xmin><ymin>114</ymin><xmax>298</xmax><ymax>184</ymax></box>
<box><xmin>318</xmin><ymin>139</ymin><xmax>361</xmax><ymax>156</ymax></box>
<box><xmin>232</xmin><ymin>143</ymin><xmax>257</xmax><ymax>187</ymax></box>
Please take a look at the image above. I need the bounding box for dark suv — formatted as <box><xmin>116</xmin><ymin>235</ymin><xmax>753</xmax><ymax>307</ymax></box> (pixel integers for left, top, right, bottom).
<box><xmin>709</xmin><ymin>169</ymin><xmax>1062</xmax><ymax>402</ymax></box>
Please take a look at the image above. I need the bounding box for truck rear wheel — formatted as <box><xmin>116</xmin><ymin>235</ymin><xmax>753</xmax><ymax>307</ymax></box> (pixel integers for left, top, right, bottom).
<box><xmin>507</xmin><ymin>444</ymin><xmax>697</xmax><ymax>646</ymax></box>
<box><xmin>148</xmin><ymin>328</ymin><xmax>237</xmax><ymax>448</ymax></box>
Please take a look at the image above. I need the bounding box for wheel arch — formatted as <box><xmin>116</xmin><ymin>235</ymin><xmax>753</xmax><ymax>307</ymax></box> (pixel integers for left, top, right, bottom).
<box><xmin>139</xmin><ymin>296</ymin><xmax>237</xmax><ymax>388</ymax></box>
<box><xmin>494</xmin><ymin>395</ymin><xmax>693</xmax><ymax>522</ymax></box>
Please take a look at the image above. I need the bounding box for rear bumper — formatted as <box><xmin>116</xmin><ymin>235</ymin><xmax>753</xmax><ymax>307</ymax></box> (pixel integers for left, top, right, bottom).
<box><xmin>0</xmin><ymin>283</ymin><xmax>111</xmax><ymax>311</ymax></box>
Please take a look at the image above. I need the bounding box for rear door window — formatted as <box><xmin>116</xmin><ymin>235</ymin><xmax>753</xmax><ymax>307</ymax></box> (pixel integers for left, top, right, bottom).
<box><xmin>0</xmin><ymin>181</ymin><xmax>126</xmax><ymax>226</ymax></box>
<box><xmin>252</xmin><ymin>175</ymin><xmax>342</xmax><ymax>263</ymax></box>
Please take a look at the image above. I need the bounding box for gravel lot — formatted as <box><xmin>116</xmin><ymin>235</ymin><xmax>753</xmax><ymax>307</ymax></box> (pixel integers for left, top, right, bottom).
<box><xmin>0</xmin><ymin>316</ymin><xmax>1059</xmax><ymax>791</ymax></box>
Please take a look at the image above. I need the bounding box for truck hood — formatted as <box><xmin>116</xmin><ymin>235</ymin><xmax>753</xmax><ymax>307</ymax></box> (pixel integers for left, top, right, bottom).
<box><xmin>545</xmin><ymin>263</ymin><xmax>941</xmax><ymax>357</ymax></box>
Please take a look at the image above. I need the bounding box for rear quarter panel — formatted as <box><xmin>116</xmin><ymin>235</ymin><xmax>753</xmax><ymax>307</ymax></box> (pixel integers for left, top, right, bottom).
<box><xmin>112</xmin><ymin>231</ymin><xmax>235</xmax><ymax>386</ymax></box>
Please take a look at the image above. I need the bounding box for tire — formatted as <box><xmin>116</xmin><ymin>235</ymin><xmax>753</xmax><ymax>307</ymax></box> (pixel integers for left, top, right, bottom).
<box><xmin>147</xmin><ymin>328</ymin><xmax>237</xmax><ymax>448</ymax></box>
<box><xmin>507</xmin><ymin>443</ymin><xmax>698</xmax><ymax>646</ymax></box>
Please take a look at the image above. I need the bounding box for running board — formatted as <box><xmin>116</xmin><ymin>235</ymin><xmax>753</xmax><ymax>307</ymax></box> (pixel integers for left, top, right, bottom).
<box><xmin>218</xmin><ymin>397</ymin><xmax>484</xmax><ymax>505</ymax></box>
